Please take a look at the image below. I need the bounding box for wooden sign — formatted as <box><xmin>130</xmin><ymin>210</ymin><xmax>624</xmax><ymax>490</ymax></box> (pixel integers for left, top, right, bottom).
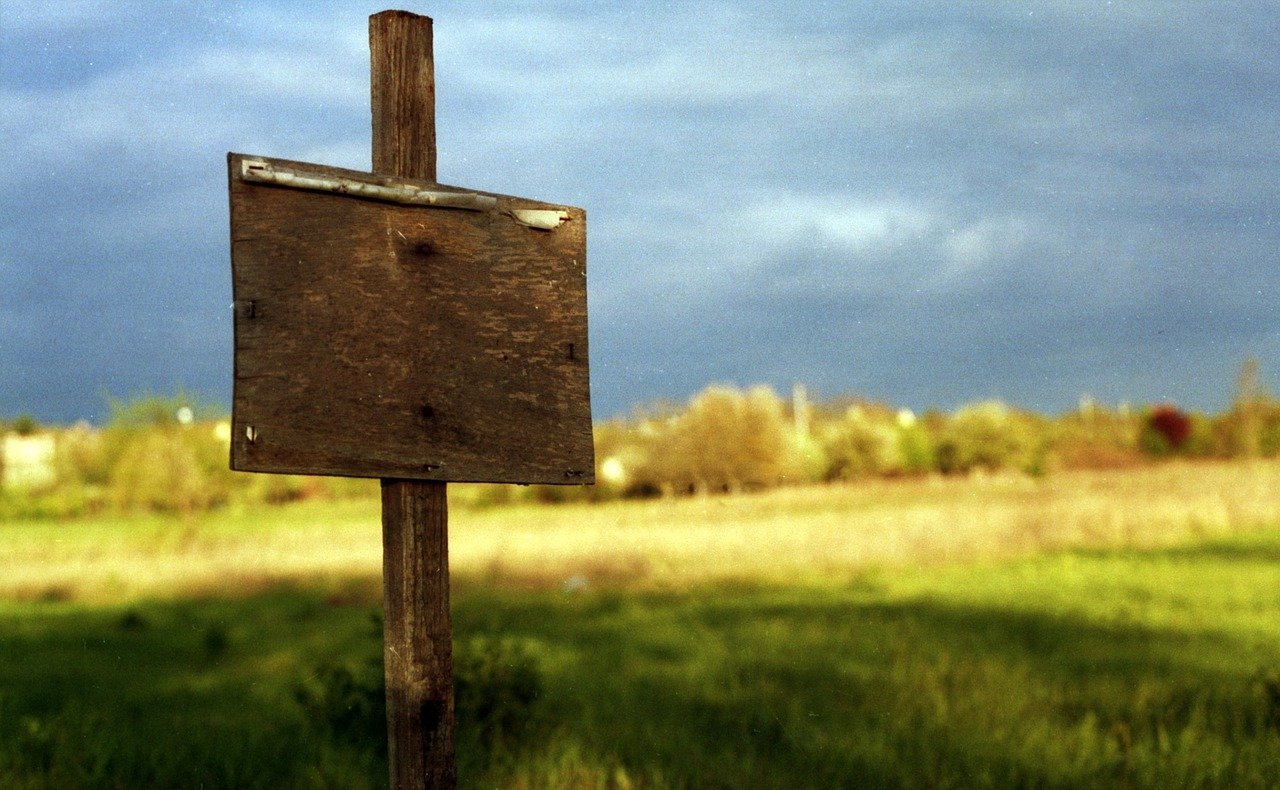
<box><xmin>228</xmin><ymin>153</ymin><xmax>593</xmax><ymax>484</ymax></box>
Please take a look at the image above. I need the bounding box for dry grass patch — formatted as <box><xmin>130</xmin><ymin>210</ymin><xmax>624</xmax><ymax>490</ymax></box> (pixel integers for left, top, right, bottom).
<box><xmin>459</xmin><ymin>460</ymin><xmax>1280</xmax><ymax>589</ymax></box>
<box><xmin>2</xmin><ymin>460</ymin><xmax>1278</xmax><ymax>601</ymax></box>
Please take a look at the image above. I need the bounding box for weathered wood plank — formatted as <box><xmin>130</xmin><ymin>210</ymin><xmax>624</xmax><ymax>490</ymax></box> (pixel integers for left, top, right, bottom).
<box><xmin>381</xmin><ymin>477</ymin><xmax>453</xmax><ymax>789</ymax></box>
<box><xmin>228</xmin><ymin>152</ymin><xmax>593</xmax><ymax>484</ymax></box>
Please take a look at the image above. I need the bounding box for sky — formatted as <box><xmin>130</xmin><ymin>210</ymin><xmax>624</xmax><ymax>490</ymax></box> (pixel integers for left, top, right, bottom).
<box><xmin>3</xmin><ymin>1</ymin><xmax>1278</xmax><ymax>424</ymax></box>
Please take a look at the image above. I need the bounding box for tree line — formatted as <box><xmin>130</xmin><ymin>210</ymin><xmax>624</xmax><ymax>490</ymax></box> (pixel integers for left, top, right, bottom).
<box><xmin>2</xmin><ymin>360</ymin><xmax>1277</xmax><ymax>517</ymax></box>
<box><xmin>588</xmin><ymin>358</ymin><xmax>1278</xmax><ymax>500</ymax></box>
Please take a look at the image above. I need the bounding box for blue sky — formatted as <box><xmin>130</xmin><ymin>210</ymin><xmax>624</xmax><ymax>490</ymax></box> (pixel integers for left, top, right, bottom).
<box><xmin>3</xmin><ymin>1</ymin><xmax>1278</xmax><ymax>423</ymax></box>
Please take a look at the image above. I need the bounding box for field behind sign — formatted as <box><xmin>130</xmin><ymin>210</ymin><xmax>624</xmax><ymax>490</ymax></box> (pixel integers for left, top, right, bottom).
<box><xmin>2</xmin><ymin>460</ymin><xmax>1280</xmax><ymax>786</ymax></box>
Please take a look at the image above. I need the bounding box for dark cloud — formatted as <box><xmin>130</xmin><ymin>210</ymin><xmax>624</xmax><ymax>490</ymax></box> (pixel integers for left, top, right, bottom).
<box><xmin>2</xmin><ymin>2</ymin><xmax>1278</xmax><ymax>423</ymax></box>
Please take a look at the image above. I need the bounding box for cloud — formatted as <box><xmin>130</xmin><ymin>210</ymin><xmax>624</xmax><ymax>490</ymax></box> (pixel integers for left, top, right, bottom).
<box><xmin>2</xmin><ymin>47</ymin><xmax>361</xmax><ymax>171</ymax></box>
<box><xmin>736</xmin><ymin>197</ymin><xmax>935</xmax><ymax>253</ymax></box>
<box><xmin>3</xmin><ymin>1</ymin><xmax>1278</xmax><ymax>423</ymax></box>
<box><xmin>943</xmin><ymin>216</ymin><xmax>1036</xmax><ymax>275</ymax></box>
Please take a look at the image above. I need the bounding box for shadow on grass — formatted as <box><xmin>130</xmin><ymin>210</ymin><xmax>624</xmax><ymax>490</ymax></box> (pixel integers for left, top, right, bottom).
<box><xmin>451</xmin><ymin>578</ymin><xmax>1280</xmax><ymax>787</ymax></box>
<box><xmin>1</xmin><ymin>572</ymin><xmax>1279</xmax><ymax>787</ymax></box>
<box><xmin>1064</xmin><ymin>532</ymin><xmax>1280</xmax><ymax>565</ymax></box>
<box><xmin>0</xmin><ymin>586</ymin><xmax>386</xmax><ymax>788</ymax></box>
<box><xmin>1149</xmin><ymin>539</ymin><xmax>1280</xmax><ymax>564</ymax></box>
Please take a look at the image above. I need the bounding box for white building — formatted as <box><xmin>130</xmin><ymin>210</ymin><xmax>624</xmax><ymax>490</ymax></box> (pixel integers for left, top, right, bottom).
<box><xmin>1</xmin><ymin>433</ymin><xmax>57</xmax><ymax>491</ymax></box>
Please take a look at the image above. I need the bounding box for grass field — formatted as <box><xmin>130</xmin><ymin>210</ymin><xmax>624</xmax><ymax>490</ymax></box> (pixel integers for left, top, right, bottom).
<box><xmin>2</xmin><ymin>460</ymin><xmax>1280</xmax><ymax>787</ymax></box>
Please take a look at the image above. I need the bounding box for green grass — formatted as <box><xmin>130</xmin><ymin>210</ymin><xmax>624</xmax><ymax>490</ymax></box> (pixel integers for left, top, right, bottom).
<box><xmin>3</xmin><ymin>520</ymin><xmax>1280</xmax><ymax>787</ymax></box>
<box><xmin>0</xmin><ymin>590</ymin><xmax>383</xmax><ymax>787</ymax></box>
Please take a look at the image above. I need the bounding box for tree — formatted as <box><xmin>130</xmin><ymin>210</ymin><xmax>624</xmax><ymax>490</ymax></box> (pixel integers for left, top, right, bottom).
<box><xmin>820</xmin><ymin>405</ymin><xmax>904</xmax><ymax>480</ymax></box>
<box><xmin>1140</xmin><ymin>404</ymin><xmax>1193</xmax><ymax>456</ymax></box>
<box><xmin>640</xmin><ymin>385</ymin><xmax>795</xmax><ymax>494</ymax></box>
<box><xmin>11</xmin><ymin>414</ymin><xmax>38</xmax><ymax>436</ymax></box>
<box><xmin>1222</xmin><ymin>357</ymin><xmax>1274</xmax><ymax>458</ymax></box>
<box><xmin>934</xmin><ymin>401</ymin><xmax>1045</xmax><ymax>475</ymax></box>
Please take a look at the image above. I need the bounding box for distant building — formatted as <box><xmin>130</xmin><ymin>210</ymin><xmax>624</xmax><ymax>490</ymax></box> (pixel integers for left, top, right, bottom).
<box><xmin>792</xmin><ymin>383</ymin><xmax>811</xmax><ymax>439</ymax></box>
<box><xmin>1</xmin><ymin>433</ymin><xmax>57</xmax><ymax>491</ymax></box>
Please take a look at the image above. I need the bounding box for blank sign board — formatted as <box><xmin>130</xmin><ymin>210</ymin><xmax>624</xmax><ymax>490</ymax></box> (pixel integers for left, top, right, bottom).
<box><xmin>227</xmin><ymin>153</ymin><xmax>593</xmax><ymax>484</ymax></box>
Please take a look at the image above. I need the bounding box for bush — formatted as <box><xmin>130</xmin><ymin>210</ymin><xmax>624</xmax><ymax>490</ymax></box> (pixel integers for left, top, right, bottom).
<box><xmin>1050</xmin><ymin>405</ymin><xmax>1143</xmax><ymax>470</ymax></box>
<box><xmin>107</xmin><ymin>428</ymin><xmax>225</xmax><ymax>513</ymax></box>
<box><xmin>92</xmin><ymin>392</ymin><xmax>236</xmax><ymax>513</ymax></box>
<box><xmin>1143</xmin><ymin>405</ymin><xmax>1192</xmax><ymax>454</ymax></box>
<box><xmin>820</xmin><ymin>405</ymin><xmax>903</xmax><ymax>480</ymax></box>
<box><xmin>454</xmin><ymin>637</ymin><xmax>544</xmax><ymax>753</ymax></box>
<box><xmin>898</xmin><ymin>420</ymin><xmax>937</xmax><ymax>474</ymax></box>
<box><xmin>1263</xmin><ymin>417</ymin><xmax>1280</xmax><ymax>458</ymax></box>
<box><xmin>1217</xmin><ymin>357</ymin><xmax>1271</xmax><ymax>458</ymax></box>
<box><xmin>11</xmin><ymin>415</ymin><xmax>38</xmax><ymax>436</ymax></box>
<box><xmin>1138</xmin><ymin>405</ymin><xmax>1217</xmax><ymax>458</ymax></box>
<box><xmin>635</xmin><ymin>385</ymin><xmax>796</xmax><ymax>494</ymax></box>
<box><xmin>1215</xmin><ymin>359</ymin><xmax>1280</xmax><ymax>458</ymax></box>
<box><xmin>934</xmin><ymin>401</ymin><xmax>1045</xmax><ymax>475</ymax></box>
<box><xmin>295</xmin><ymin>656</ymin><xmax>387</xmax><ymax>754</ymax></box>
<box><xmin>294</xmin><ymin>634</ymin><xmax>546</xmax><ymax>759</ymax></box>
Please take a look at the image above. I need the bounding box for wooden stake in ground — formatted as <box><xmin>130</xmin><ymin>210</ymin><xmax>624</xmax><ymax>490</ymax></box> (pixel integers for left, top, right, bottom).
<box><xmin>370</xmin><ymin>15</ymin><xmax>454</xmax><ymax>786</ymax></box>
<box><xmin>381</xmin><ymin>476</ymin><xmax>453</xmax><ymax>787</ymax></box>
<box><xmin>227</xmin><ymin>10</ymin><xmax>593</xmax><ymax>788</ymax></box>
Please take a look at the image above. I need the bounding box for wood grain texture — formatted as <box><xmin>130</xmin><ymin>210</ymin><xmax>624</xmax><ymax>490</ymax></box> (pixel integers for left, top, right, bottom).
<box><xmin>371</xmin><ymin>12</ymin><xmax>455</xmax><ymax>790</ymax></box>
<box><xmin>228</xmin><ymin>153</ymin><xmax>593</xmax><ymax>484</ymax></box>
<box><xmin>371</xmin><ymin>10</ymin><xmax>435</xmax><ymax>181</ymax></box>
<box><xmin>381</xmin><ymin>479</ymin><xmax>454</xmax><ymax>789</ymax></box>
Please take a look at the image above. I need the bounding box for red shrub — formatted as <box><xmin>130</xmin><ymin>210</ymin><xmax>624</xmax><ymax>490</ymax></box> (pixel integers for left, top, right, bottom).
<box><xmin>1148</xmin><ymin>405</ymin><xmax>1192</xmax><ymax>450</ymax></box>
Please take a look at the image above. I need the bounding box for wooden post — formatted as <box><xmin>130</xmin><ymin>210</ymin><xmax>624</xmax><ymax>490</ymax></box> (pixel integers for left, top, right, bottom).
<box><xmin>381</xmin><ymin>479</ymin><xmax>453</xmax><ymax>788</ymax></box>
<box><xmin>370</xmin><ymin>11</ymin><xmax>456</xmax><ymax>789</ymax></box>
<box><xmin>230</xmin><ymin>10</ymin><xmax>590</xmax><ymax>782</ymax></box>
<box><xmin>371</xmin><ymin>10</ymin><xmax>436</xmax><ymax>182</ymax></box>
